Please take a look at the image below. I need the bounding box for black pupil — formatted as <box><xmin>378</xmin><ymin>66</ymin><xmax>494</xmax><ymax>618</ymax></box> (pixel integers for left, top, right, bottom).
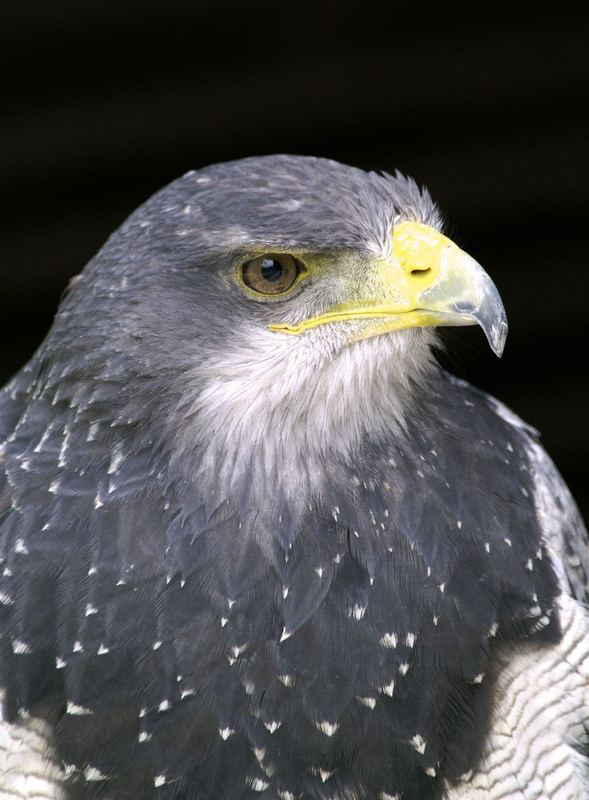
<box><xmin>260</xmin><ymin>259</ymin><xmax>283</xmax><ymax>282</ymax></box>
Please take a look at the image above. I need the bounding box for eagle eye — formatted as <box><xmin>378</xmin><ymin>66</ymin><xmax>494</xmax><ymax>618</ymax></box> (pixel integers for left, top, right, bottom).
<box><xmin>240</xmin><ymin>254</ymin><xmax>305</xmax><ymax>295</ymax></box>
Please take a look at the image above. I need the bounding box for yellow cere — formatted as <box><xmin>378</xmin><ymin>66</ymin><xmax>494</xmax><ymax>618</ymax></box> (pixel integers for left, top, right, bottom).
<box><xmin>269</xmin><ymin>221</ymin><xmax>454</xmax><ymax>336</ymax></box>
<box><xmin>391</xmin><ymin>221</ymin><xmax>454</xmax><ymax>278</ymax></box>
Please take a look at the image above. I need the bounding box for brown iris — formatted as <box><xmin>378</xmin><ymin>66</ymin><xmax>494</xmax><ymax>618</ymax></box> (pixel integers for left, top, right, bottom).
<box><xmin>241</xmin><ymin>254</ymin><xmax>304</xmax><ymax>295</ymax></box>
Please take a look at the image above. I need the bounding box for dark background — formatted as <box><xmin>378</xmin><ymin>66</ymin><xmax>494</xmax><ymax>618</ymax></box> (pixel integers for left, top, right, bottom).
<box><xmin>1</xmin><ymin>0</ymin><xmax>588</xmax><ymax>519</ymax></box>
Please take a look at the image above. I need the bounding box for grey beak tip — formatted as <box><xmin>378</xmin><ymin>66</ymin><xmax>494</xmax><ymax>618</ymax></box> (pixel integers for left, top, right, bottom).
<box><xmin>489</xmin><ymin>320</ymin><xmax>508</xmax><ymax>358</ymax></box>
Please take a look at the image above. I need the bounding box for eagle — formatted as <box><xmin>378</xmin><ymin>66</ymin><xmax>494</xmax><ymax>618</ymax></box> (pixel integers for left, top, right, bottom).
<box><xmin>0</xmin><ymin>155</ymin><xmax>587</xmax><ymax>800</ymax></box>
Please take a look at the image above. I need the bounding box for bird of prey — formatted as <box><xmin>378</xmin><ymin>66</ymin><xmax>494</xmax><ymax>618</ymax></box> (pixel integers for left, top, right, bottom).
<box><xmin>0</xmin><ymin>155</ymin><xmax>588</xmax><ymax>800</ymax></box>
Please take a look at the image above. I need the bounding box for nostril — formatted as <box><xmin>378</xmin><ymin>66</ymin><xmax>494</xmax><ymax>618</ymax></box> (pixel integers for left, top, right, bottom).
<box><xmin>411</xmin><ymin>267</ymin><xmax>432</xmax><ymax>277</ymax></box>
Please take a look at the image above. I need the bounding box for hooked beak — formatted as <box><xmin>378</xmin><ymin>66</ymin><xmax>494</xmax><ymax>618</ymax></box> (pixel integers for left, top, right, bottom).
<box><xmin>269</xmin><ymin>221</ymin><xmax>508</xmax><ymax>357</ymax></box>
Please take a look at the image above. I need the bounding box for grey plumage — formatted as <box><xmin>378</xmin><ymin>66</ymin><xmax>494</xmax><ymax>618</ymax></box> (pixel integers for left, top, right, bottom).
<box><xmin>0</xmin><ymin>155</ymin><xmax>587</xmax><ymax>799</ymax></box>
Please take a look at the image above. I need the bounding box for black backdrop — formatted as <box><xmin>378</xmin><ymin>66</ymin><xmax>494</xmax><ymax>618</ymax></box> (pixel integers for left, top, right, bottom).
<box><xmin>1</xmin><ymin>0</ymin><xmax>588</xmax><ymax>519</ymax></box>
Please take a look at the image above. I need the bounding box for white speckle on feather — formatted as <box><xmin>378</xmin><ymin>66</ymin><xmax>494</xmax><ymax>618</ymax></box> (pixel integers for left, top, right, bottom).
<box><xmin>72</xmin><ymin>641</ymin><xmax>83</xmax><ymax>653</ymax></box>
<box><xmin>280</xmin><ymin>628</ymin><xmax>292</xmax><ymax>642</ymax></box>
<box><xmin>85</xmin><ymin>604</ymin><xmax>98</xmax><ymax>617</ymax></box>
<box><xmin>433</xmin><ymin>614</ymin><xmax>439</xmax><ymax>626</ymax></box>
<box><xmin>399</xmin><ymin>663</ymin><xmax>410</xmax><ymax>676</ymax></box>
<box><xmin>316</xmin><ymin>720</ymin><xmax>339</xmax><ymax>736</ymax></box>
<box><xmin>425</xmin><ymin>767</ymin><xmax>437</xmax><ymax>777</ymax></box>
<box><xmin>219</xmin><ymin>727</ymin><xmax>235</xmax><ymax>740</ymax></box>
<box><xmin>97</xmin><ymin>643</ymin><xmax>109</xmax><ymax>655</ymax></box>
<box><xmin>14</xmin><ymin>538</ymin><xmax>29</xmax><ymax>554</ymax></box>
<box><xmin>153</xmin><ymin>640</ymin><xmax>162</xmax><ymax>650</ymax></box>
<box><xmin>12</xmin><ymin>639</ymin><xmax>32</xmax><ymax>654</ymax></box>
<box><xmin>357</xmin><ymin>696</ymin><xmax>377</xmax><ymax>709</ymax></box>
<box><xmin>379</xmin><ymin>679</ymin><xmax>395</xmax><ymax>696</ymax></box>
<box><xmin>278</xmin><ymin>674</ymin><xmax>294</xmax><ymax>687</ymax></box>
<box><xmin>154</xmin><ymin>774</ymin><xmax>168</xmax><ymax>787</ymax></box>
<box><xmin>221</xmin><ymin>617</ymin><xmax>228</xmax><ymax>627</ymax></box>
<box><xmin>34</xmin><ymin>423</ymin><xmax>56</xmax><ymax>452</ymax></box>
<box><xmin>58</xmin><ymin>426</ymin><xmax>71</xmax><ymax>467</ymax></box>
<box><xmin>351</xmin><ymin>604</ymin><xmax>367</xmax><ymax>620</ymax></box>
<box><xmin>484</xmin><ymin>542</ymin><xmax>491</xmax><ymax>553</ymax></box>
<box><xmin>248</xmin><ymin>777</ymin><xmax>269</xmax><ymax>792</ymax></box>
<box><xmin>405</xmin><ymin>632</ymin><xmax>416</xmax><ymax>647</ymax></box>
<box><xmin>181</xmin><ymin>688</ymin><xmax>196</xmax><ymax>699</ymax></box>
<box><xmin>253</xmin><ymin>747</ymin><xmax>266</xmax><ymax>763</ymax></box>
<box><xmin>264</xmin><ymin>720</ymin><xmax>281</xmax><ymax>733</ymax></box>
<box><xmin>158</xmin><ymin>700</ymin><xmax>170</xmax><ymax>712</ymax></box>
<box><xmin>56</xmin><ymin>656</ymin><xmax>67</xmax><ymax>668</ymax></box>
<box><xmin>67</xmin><ymin>701</ymin><xmax>93</xmax><ymax>715</ymax></box>
<box><xmin>438</xmin><ymin>583</ymin><xmax>445</xmax><ymax>593</ymax></box>
<box><xmin>315</xmin><ymin>566</ymin><xmax>324</xmax><ymax>578</ymax></box>
<box><xmin>85</xmin><ymin>767</ymin><xmax>108</xmax><ymax>781</ymax></box>
<box><xmin>379</xmin><ymin>632</ymin><xmax>398</xmax><ymax>648</ymax></box>
<box><xmin>526</xmin><ymin>558</ymin><xmax>534</xmax><ymax>571</ymax></box>
<box><xmin>471</xmin><ymin>673</ymin><xmax>485</xmax><ymax>684</ymax></box>
<box><xmin>409</xmin><ymin>734</ymin><xmax>427</xmax><ymax>754</ymax></box>
<box><xmin>504</xmin><ymin>537</ymin><xmax>512</xmax><ymax>547</ymax></box>
<box><xmin>86</xmin><ymin>421</ymin><xmax>100</xmax><ymax>442</ymax></box>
